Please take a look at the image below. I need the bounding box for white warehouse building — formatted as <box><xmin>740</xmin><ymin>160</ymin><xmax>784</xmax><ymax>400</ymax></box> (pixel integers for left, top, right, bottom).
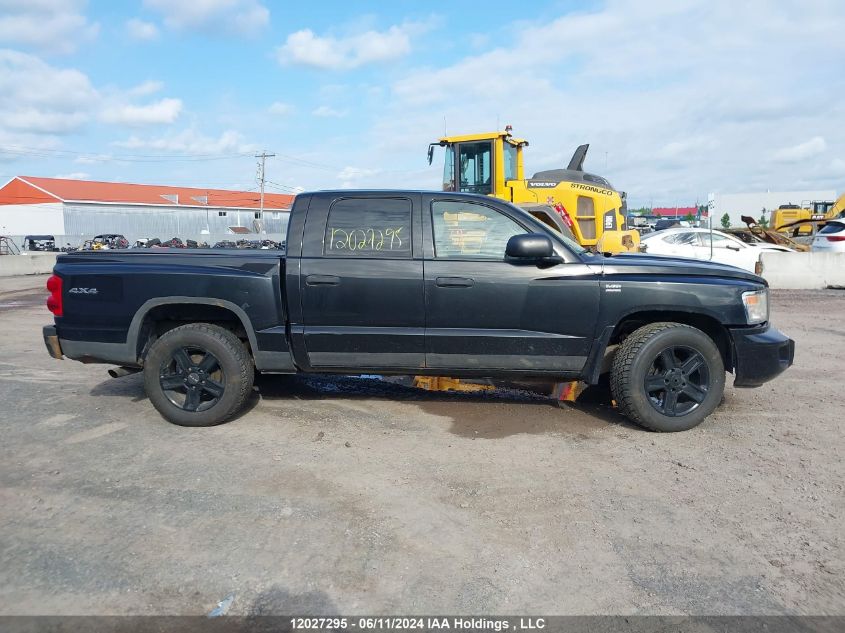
<box><xmin>707</xmin><ymin>190</ymin><xmax>837</xmax><ymax>228</ymax></box>
<box><xmin>0</xmin><ymin>176</ymin><xmax>294</xmax><ymax>245</ymax></box>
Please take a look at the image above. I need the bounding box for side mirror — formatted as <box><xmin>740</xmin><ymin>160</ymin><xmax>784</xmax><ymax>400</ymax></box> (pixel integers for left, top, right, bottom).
<box><xmin>506</xmin><ymin>233</ymin><xmax>555</xmax><ymax>261</ymax></box>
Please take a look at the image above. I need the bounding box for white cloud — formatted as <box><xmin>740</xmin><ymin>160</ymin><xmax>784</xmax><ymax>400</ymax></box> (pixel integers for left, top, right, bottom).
<box><xmin>112</xmin><ymin>129</ymin><xmax>256</xmax><ymax>155</ymax></box>
<box><xmin>381</xmin><ymin>1</ymin><xmax>845</xmax><ymax>206</ymax></box>
<box><xmin>54</xmin><ymin>171</ymin><xmax>90</xmax><ymax>180</ymax></box>
<box><xmin>268</xmin><ymin>101</ymin><xmax>294</xmax><ymax>116</ymax></box>
<box><xmin>830</xmin><ymin>158</ymin><xmax>845</xmax><ymax>175</ymax></box>
<box><xmin>337</xmin><ymin>166</ymin><xmax>380</xmax><ymax>188</ymax></box>
<box><xmin>74</xmin><ymin>153</ymin><xmax>112</xmax><ymax>165</ymax></box>
<box><xmin>100</xmin><ymin>98</ymin><xmax>183</xmax><ymax>126</ymax></box>
<box><xmin>0</xmin><ymin>0</ymin><xmax>98</xmax><ymax>55</ymax></box>
<box><xmin>0</xmin><ymin>50</ymin><xmax>97</xmax><ymax>135</ymax></box>
<box><xmin>772</xmin><ymin>136</ymin><xmax>827</xmax><ymax>163</ymax></box>
<box><xmin>143</xmin><ymin>0</ymin><xmax>269</xmax><ymax>35</ymax></box>
<box><xmin>278</xmin><ymin>20</ymin><xmax>431</xmax><ymax>70</ymax></box>
<box><xmin>128</xmin><ymin>80</ymin><xmax>164</xmax><ymax>97</ymax></box>
<box><xmin>126</xmin><ymin>18</ymin><xmax>159</xmax><ymax>41</ymax></box>
<box><xmin>312</xmin><ymin>105</ymin><xmax>346</xmax><ymax>118</ymax></box>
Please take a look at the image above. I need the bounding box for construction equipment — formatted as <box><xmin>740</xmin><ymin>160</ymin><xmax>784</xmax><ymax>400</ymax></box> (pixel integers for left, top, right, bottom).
<box><xmin>428</xmin><ymin>127</ymin><xmax>637</xmax><ymax>252</ymax></box>
<box><xmin>771</xmin><ymin>199</ymin><xmax>837</xmax><ymax>235</ymax></box>
<box><xmin>734</xmin><ymin>216</ymin><xmax>810</xmax><ymax>251</ymax></box>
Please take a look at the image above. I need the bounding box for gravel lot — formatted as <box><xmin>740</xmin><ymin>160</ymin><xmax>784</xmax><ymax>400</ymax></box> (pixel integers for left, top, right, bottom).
<box><xmin>0</xmin><ymin>275</ymin><xmax>842</xmax><ymax>616</ymax></box>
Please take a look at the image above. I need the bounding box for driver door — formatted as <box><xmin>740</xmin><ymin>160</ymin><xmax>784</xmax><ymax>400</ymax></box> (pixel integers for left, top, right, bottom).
<box><xmin>423</xmin><ymin>196</ymin><xmax>600</xmax><ymax>372</ymax></box>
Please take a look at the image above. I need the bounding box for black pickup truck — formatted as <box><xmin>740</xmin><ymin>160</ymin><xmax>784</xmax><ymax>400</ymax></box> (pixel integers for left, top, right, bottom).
<box><xmin>43</xmin><ymin>190</ymin><xmax>794</xmax><ymax>432</ymax></box>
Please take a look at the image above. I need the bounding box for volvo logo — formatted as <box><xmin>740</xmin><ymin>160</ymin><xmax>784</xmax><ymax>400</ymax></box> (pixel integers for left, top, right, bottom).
<box><xmin>68</xmin><ymin>287</ymin><xmax>99</xmax><ymax>295</ymax></box>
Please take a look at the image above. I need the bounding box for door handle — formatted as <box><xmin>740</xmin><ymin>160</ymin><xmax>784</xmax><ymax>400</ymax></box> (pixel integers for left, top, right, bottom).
<box><xmin>305</xmin><ymin>274</ymin><xmax>340</xmax><ymax>286</ymax></box>
<box><xmin>435</xmin><ymin>276</ymin><xmax>474</xmax><ymax>288</ymax></box>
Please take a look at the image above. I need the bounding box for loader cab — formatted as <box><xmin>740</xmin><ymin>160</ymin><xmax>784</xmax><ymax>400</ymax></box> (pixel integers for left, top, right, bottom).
<box><xmin>431</xmin><ymin>130</ymin><xmax>527</xmax><ymax>199</ymax></box>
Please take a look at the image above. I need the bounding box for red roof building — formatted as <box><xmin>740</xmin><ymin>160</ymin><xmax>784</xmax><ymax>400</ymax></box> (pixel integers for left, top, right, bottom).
<box><xmin>0</xmin><ymin>176</ymin><xmax>293</xmax><ymax>210</ymax></box>
<box><xmin>651</xmin><ymin>206</ymin><xmax>699</xmax><ymax>218</ymax></box>
<box><xmin>0</xmin><ymin>176</ymin><xmax>294</xmax><ymax>241</ymax></box>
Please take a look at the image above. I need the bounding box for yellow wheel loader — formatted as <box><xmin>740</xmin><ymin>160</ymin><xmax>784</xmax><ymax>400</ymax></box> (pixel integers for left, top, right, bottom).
<box><xmin>427</xmin><ymin>127</ymin><xmax>639</xmax><ymax>253</ymax></box>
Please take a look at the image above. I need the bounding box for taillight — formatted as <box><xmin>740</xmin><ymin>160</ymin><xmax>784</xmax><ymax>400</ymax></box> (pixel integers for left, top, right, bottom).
<box><xmin>46</xmin><ymin>274</ymin><xmax>63</xmax><ymax>317</ymax></box>
<box><xmin>554</xmin><ymin>203</ymin><xmax>574</xmax><ymax>228</ymax></box>
<box><xmin>825</xmin><ymin>236</ymin><xmax>845</xmax><ymax>242</ymax></box>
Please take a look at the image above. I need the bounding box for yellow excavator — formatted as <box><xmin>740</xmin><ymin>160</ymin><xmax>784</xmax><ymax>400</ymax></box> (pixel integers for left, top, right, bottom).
<box><xmin>427</xmin><ymin>126</ymin><xmax>638</xmax><ymax>253</ymax></box>
<box><xmin>771</xmin><ymin>199</ymin><xmax>838</xmax><ymax>235</ymax></box>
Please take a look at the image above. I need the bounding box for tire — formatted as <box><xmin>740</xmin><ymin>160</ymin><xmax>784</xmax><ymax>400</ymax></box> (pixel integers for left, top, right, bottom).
<box><xmin>143</xmin><ymin>323</ymin><xmax>254</xmax><ymax>427</ymax></box>
<box><xmin>610</xmin><ymin>322</ymin><xmax>725</xmax><ymax>432</ymax></box>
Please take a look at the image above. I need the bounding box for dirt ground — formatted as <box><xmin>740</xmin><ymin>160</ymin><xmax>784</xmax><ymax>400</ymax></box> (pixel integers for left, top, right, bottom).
<box><xmin>0</xmin><ymin>275</ymin><xmax>842</xmax><ymax>616</ymax></box>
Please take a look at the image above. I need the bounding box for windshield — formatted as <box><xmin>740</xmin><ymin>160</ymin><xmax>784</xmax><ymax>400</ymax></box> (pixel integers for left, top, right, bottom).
<box><xmin>458</xmin><ymin>141</ymin><xmax>492</xmax><ymax>195</ymax></box>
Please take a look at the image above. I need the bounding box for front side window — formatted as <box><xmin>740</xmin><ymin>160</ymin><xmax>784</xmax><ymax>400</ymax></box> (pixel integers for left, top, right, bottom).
<box><xmin>503</xmin><ymin>142</ymin><xmax>517</xmax><ymax>181</ymax></box>
<box><xmin>324</xmin><ymin>198</ymin><xmax>412</xmax><ymax>258</ymax></box>
<box><xmin>700</xmin><ymin>232</ymin><xmax>738</xmax><ymax>247</ymax></box>
<box><xmin>442</xmin><ymin>147</ymin><xmax>455</xmax><ymax>191</ymax></box>
<box><xmin>458</xmin><ymin>142</ymin><xmax>492</xmax><ymax>195</ymax></box>
<box><xmin>431</xmin><ymin>200</ymin><xmax>525</xmax><ymax>259</ymax></box>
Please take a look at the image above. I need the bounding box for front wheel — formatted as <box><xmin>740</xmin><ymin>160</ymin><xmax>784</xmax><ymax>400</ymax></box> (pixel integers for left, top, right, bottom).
<box><xmin>610</xmin><ymin>322</ymin><xmax>725</xmax><ymax>432</ymax></box>
<box><xmin>143</xmin><ymin>323</ymin><xmax>254</xmax><ymax>427</ymax></box>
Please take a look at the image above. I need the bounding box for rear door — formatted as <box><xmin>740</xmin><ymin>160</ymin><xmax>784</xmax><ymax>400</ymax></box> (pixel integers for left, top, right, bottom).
<box><xmin>422</xmin><ymin>196</ymin><xmax>600</xmax><ymax>372</ymax></box>
<box><xmin>298</xmin><ymin>194</ymin><xmax>425</xmax><ymax>369</ymax></box>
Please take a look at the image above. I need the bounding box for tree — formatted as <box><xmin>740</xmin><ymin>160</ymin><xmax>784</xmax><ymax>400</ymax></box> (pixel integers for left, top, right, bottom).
<box><xmin>758</xmin><ymin>215</ymin><xmax>769</xmax><ymax>228</ymax></box>
<box><xmin>720</xmin><ymin>213</ymin><xmax>731</xmax><ymax>229</ymax></box>
<box><xmin>684</xmin><ymin>212</ymin><xmax>696</xmax><ymax>224</ymax></box>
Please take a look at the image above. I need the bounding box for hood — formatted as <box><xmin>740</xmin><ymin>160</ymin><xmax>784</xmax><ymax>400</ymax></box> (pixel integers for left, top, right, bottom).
<box><xmin>597</xmin><ymin>253</ymin><xmax>765</xmax><ymax>284</ymax></box>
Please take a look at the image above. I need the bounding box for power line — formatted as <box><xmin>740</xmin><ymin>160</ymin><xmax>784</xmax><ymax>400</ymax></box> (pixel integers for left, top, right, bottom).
<box><xmin>255</xmin><ymin>151</ymin><xmax>275</xmax><ymax>220</ymax></box>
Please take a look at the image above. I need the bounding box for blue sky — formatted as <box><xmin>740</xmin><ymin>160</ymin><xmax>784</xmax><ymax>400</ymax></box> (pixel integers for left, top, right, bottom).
<box><xmin>0</xmin><ymin>0</ymin><xmax>843</xmax><ymax>207</ymax></box>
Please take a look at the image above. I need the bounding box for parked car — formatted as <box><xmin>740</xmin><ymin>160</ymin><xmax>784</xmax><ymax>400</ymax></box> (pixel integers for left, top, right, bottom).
<box><xmin>43</xmin><ymin>190</ymin><xmax>794</xmax><ymax>433</ymax></box>
<box><xmin>811</xmin><ymin>218</ymin><xmax>845</xmax><ymax>252</ymax></box>
<box><xmin>640</xmin><ymin>227</ymin><xmax>792</xmax><ymax>273</ymax></box>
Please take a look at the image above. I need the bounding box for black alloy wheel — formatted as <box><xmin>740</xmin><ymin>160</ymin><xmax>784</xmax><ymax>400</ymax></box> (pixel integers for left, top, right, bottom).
<box><xmin>643</xmin><ymin>345</ymin><xmax>710</xmax><ymax>417</ymax></box>
<box><xmin>159</xmin><ymin>346</ymin><xmax>226</xmax><ymax>412</ymax></box>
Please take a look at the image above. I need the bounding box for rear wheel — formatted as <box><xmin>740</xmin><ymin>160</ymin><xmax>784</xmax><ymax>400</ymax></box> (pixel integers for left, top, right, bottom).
<box><xmin>143</xmin><ymin>323</ymin><xmax>253</xmax><ymax>427</ymax></box>
<box><xmin>610</xmin><ymin>322</ymin><xmax>724</xmax><ymax>432</ymax></box>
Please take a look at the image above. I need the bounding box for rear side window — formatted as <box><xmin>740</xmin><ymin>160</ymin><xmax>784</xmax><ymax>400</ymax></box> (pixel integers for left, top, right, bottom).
<box><xmin>324</xmin><ymin>197</ymin><xmax>412</xmax><ymax>258</ymax></box>
<box><xmin>819</xmin><ymin>222</ymin><xmax>845</xmax><ymax>234</ymax></box>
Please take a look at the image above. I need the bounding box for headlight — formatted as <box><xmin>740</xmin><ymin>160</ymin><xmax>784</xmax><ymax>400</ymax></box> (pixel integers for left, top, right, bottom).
<box><xmin>742</xmin><ymin>289</ymin><xmax>769</xmax><ymax>324</ymax></box>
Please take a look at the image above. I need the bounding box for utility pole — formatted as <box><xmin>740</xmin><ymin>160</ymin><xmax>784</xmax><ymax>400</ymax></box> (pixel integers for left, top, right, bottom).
<box><xmin>255</xmin><ymin>150</ymin><xmax>275</xmax><ymax>219</ymax></box>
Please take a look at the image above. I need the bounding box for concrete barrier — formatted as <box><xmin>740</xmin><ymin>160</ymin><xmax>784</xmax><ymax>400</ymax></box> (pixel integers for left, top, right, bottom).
<box><xmin>0</xmin><ymin>253</ymin><xmax>58</xmax><ymax>277</ymax></box>
<box><xmin>762</xmin><ymin>251</ymin><xmax>845</xmax><ymax>289</ymax></box>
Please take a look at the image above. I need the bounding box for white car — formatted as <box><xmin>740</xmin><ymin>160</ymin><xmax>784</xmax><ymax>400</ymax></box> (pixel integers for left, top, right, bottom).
<box><xmin>811</xmin><ymin>219</ymin><xmax>845</xmax><ymax>253</ymax></box>
<box><xmin>640</xmin><ymin>227</ymin><xmax>793</xmax><ymax>273</ymax></box>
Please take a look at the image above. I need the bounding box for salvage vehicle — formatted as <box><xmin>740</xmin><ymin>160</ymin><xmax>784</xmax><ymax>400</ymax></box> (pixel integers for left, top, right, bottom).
<box><xmin>811</xmin><ymin>218</ymin><xmax>845</xmax><ymax>252</ymax></box>
<box><xmin>24</xmin><ymin>235</ymin><xmax>58</xmax><ymax>252</ymax></box>
<box><xmin>43</xmin><ymin>191</ymin><xmax>794</xmax><ymax>432</ymax></box>
<box><xmin>640</xmin><ymin>227</ymin><xmax>793</xmax><ymax>274</ymax></box>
